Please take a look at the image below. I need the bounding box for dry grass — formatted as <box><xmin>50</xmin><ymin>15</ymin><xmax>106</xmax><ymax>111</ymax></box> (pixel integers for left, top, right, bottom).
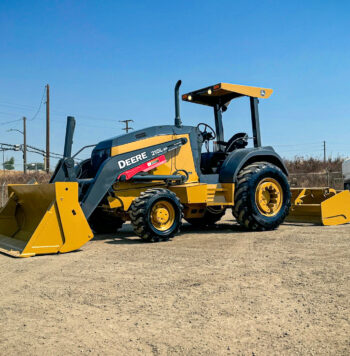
<box><xmin>284</xmin><ymin>156</ymin><xmax>344</xmax><ymax>189</ymax></box>
<box><xmin>0</xmin><ymin>171</ymin><xmax>50</xmax><ymax>185</ymax></box>
<box><xmin>0</xmin><ymin>171</ymin><xmax>51</xmax><ymax>205</ymax></box>
<box><xmin>284</xmin><ymin>156</ymin><xmax>343</xmax><ymax>174</ymax></box>
<box><xmin>0</xmin><ymin>157</ymin><xmax>345</xmax><ymax>190</ymax></box>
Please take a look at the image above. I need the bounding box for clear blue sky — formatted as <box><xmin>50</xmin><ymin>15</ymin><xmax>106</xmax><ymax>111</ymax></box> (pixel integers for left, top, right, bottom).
<box><xmin>0</xmin><ymin>0</ymin><xmax>349</xmax><ymax>169</ymax></box>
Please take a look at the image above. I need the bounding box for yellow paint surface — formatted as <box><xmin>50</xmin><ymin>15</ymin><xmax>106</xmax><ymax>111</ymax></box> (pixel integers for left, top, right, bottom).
<box><xmin>111</xmin><ymin>134</ymin><xmax>199</xmax><ymax>183</ymax></box>
<box><xmin>0</xmin><ymin>182</ymin><xmax>93</xmax><ymax>257</ymax></box>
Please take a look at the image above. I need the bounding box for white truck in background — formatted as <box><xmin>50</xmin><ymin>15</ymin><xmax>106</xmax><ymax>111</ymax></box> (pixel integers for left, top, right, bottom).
<box><xmin>343</xmin><ymin>158</ymin><xmax>350</xmax><ymax>190</ymax></box>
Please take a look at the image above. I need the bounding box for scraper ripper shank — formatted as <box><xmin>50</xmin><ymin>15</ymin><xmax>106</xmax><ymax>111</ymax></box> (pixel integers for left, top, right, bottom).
<box><xmin>51</xmin><ymin>117</ymin><xmax>187</xmax><ymax>220</ymax></box>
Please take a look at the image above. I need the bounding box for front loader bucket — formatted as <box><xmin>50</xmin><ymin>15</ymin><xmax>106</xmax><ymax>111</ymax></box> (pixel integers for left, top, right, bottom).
<box><xmin>287</xmin><ymin>188</ymin><xmax>350</xmax><ymax>226</ymax></box>
<box><xmin>0</xmin><ymin>182</ymin><xmax>93</xmax><ymax>257</ymax></box>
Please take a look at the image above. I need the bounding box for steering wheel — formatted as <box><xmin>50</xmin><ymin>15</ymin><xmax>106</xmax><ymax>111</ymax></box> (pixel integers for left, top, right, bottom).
<box><xmin>196</xmin><ymin>123</ymin><xmax>216</xmax><ymax>142</ymax></box>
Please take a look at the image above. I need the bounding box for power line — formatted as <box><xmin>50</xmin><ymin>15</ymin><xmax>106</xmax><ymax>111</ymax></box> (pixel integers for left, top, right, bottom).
<box><xmin>273</xmin><ymin>141</ymin><xmax>321</xmax><ymax>147</ymax></box>
<box><xmin>1</xmin><ymin>101</ymin><xmax>119</xmax><ymax>124</ymax></box>
<box><xmin>0</xmin><ymin>101</ymin><xmax>36</xmax><ymax>110</ymax></box>
<box><xmin>48</xmin><ymin>117</ymin><xmax>118</xmax><ymax>129</ymax></box>
<box><xmin>0</xmin><ymin>99</ymin><xmax>123</xmax><ymax>124</ymax></box>
<box><xmin>0</xmin><ymin>87</ymin><xmax>46</xmax><ymax>122</ymax></box>
<box><xmin>0</xmin><ymin>142</ymin><xmax>81</xmax><ymax>165</ymax></box>
<box><xmin>278</xmin><ymin>149</ymin><xmax>323</xmax><ymax>153</ymax></box>
<box><xmin>0</xmin><ymin>110</ymin><xmax>25</xmax><ymax>118</ymax></box>
<box><xmin>26</xmin><ymin>144</ymin><xmax>62</xmax><ymax>158</ymax></box>
<box><xmin>0</xmin><ymin>118</ymin><xmax>22</xmax><ymax>126</ymax></box>
<box><xmin>30</xmin><ymin>86</ymin><xmax>46</xmax><ymax>121</ymax></box>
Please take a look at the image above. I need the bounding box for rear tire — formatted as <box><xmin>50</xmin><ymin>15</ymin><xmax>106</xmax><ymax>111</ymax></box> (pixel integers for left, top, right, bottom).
<box><xmin>88</xmin><ymin>208</ymin><xmax>124</xmax><ymax>234</ymax></box>
<box><xmin>233</xmin><ymin>162</ymin><xmax>291</xmax><ymax>230</ymax></box>
<box><xmin>185</xmin><ymin>206</ymin><xmax>226</xmax><ymax>226</ymax></box>
<box><xmin>130</xmin><ymin>188</ymin><xmax>183</xmax><ymax>242</ymax></box>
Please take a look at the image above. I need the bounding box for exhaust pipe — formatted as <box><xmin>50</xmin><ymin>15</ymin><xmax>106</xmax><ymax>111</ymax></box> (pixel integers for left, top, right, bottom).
<box><xmin>174</xmin><ymin>80</ymin><xmax>182</xmax><ymax>128</ymax></box>
<box><xmin>63</xmin><ymin>116</ymin><xmax>76</xmax><ymax>158</ymax></box>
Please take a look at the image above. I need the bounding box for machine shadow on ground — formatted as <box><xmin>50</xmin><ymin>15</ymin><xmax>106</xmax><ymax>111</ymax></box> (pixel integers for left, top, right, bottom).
<box><xmin>93</xmin><ymin>219</ymin><xmax>252</xmax><ymax>245</ymax></box>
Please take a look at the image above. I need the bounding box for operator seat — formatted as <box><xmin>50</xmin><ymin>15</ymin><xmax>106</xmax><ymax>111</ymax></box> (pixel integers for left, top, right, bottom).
<box><xmin>200</xmin><ymin>132</ymin><xmax>249</xmax><ymax>174</ymax></box>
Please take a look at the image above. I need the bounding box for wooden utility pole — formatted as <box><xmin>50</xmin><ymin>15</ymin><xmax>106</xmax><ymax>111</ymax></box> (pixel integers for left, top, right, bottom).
<box><xmin>119</xmin><ymin>119</ymin><xmax>133</xmax><ymax>133</ymax></box>
<box><xmin>23</xmin><ymin>116</ymin><xmax>27</xmax><ymax>174</ymax></box>
<box><xmin>323</xmin><ymin>140</ymin><xmax>326</xmax><ymax>163</ymax></box>
<box><xmin>46</xmin><ymin>84</ymin><xmax>50</xmax><ymax>173</ymax></box>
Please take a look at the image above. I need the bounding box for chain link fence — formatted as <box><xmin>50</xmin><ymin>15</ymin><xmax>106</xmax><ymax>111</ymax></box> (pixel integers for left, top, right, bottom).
<box><xmin>0</xmin><ymin>171</ymin><xmax>51</xmax><ymax>207</ymax></box>
<box><xmin>0</xmin><ymin>171</ymin><xmax>345</xmax><ymax>207</ymax></box>
<box><xmin>289</xmin><ymin>171</ymin><xmax>344</xmax><ymax>190</ymax></box>
<box><xmin>0</xmin><ymin>181</ymin><xmax>8</xmax><ymax>207</ymax></box>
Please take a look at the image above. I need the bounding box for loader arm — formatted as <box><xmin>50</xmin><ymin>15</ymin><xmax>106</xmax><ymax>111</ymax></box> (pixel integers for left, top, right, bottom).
<box><xmin>50</xmin><ymin>117</ymin><xmax>187</xmax><ymax>219</ymax></box>
<box><xmin>80</xmin><ymin>138</ymin><xmax>186</xmax><ymax>219</ymax></box>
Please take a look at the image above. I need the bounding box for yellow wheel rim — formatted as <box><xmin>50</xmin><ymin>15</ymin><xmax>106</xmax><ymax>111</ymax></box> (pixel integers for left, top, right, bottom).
<box><xmin>255</xmin><ymin>178</ymin><xmax>283</xmax><ymax>217</ymax></box>
<box><xmin>150</xmin><ymin>200</ymin><xmax>175</xmax><ymax>231</ymax></box>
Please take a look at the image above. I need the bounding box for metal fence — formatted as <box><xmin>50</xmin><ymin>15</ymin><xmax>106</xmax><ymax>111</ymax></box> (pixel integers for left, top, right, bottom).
<box><xmin>0</xmin><ymin>182</ymin><xmax>8</xmax><ymax>207</ymax></box>
<box><xmin>289</xmin><ymin>171</ymin><xmax>344</xmax><ymax>190</ymax></box>
<box><xmin>0</xmin><ymin>171</ymin><xmax>345</xmax><ymax>208</ymax></box>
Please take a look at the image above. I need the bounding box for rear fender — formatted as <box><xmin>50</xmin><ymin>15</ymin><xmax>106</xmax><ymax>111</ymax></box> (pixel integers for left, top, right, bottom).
<box><xmin>219</xmin><ymin>147</ymin><xmax>288</xmax><ymax>183</ymax></box>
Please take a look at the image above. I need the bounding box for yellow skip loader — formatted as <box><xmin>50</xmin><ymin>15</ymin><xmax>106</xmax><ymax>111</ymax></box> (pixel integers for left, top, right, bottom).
<box><xmin>0</xmin><ymin>81</ymin><xmax>348</xmax><ymax>257</ymax></box>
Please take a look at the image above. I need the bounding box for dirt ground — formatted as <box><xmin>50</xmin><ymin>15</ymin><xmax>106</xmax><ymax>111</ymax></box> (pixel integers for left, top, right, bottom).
<box><xmin>0</xmin><ymin>214</ymin><xmax>349</xmax><ymax>355</ymax></box>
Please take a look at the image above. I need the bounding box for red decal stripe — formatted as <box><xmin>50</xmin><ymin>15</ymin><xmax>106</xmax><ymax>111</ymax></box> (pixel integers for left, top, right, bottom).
<box><xmin>118</xmin><ymin>155</ymin><xmax>166</xmax><ymax>180</ymax></box>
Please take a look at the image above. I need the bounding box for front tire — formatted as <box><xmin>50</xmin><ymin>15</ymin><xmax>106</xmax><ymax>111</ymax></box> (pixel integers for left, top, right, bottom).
<box><xmin>130</xmin><ymin>188</ymin><xmax>183</xmax><ymax>242</ymax></box>
<box><xmin>233</xmin><ymin>162</ymin><xmax>291</xmax><ymax>230</ymax></box>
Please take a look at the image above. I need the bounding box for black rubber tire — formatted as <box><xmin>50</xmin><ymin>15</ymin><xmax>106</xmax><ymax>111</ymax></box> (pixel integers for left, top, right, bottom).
<box><xmin>130</xmin><ymin>188</ymin><xmax>183</xmax><ymax>242</ymax></box>
<box><xmin>88</xmin><ymin>208</ymin><xmax>124</xmax><ymax>234</ymax></box>
<box><xmin>233</xmin><ymin>162</ymin><xmax>291</xmax><ymax>231</ymax></box>
<box><xmin>185</xmin><ymin>207</ymin><xmax>226</xmax><ymax>226</ymax></box>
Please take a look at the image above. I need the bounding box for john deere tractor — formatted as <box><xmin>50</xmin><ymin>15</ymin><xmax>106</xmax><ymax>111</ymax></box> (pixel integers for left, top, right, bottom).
<box><xmin>0</xmin><ymin>80</ymin><xmax>291</xmax><ymax>257</ymax></box>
